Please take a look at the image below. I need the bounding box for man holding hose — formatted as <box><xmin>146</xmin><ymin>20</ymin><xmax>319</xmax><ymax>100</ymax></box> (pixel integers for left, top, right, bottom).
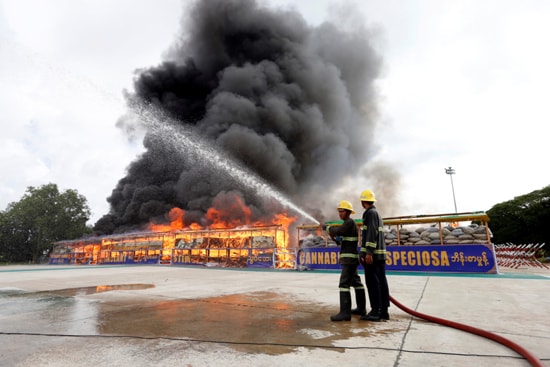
<box><xmin>322</xmin><ymin>200</ymin><xmax>367</xmax><ymax>321</ymax></box>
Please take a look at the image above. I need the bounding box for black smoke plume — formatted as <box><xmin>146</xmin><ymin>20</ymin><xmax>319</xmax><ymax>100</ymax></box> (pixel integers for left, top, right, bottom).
<box><xmin>94</xmin><ymin>0</ymin><xmax>383</xmax><ymax>234</ymax></box>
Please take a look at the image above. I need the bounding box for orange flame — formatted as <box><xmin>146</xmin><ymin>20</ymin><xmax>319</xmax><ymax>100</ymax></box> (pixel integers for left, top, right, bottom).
<box><xmin>149</xmin><ymin>207</ymin><xmax>187</xmax><ymax>232</ymax></box>
<box><xmin>146</xmin><ymin>194</ymin><xmax>299</xmax><ymax>268</ymax></box>
<box><xmin>272</xmin><ymin>213</ymin><xmax>297</xmax><ymax>268</ymax></box>
<box><xmin>205</xmin><ymin>194</ymin><xmax>252</xmax><ymax>229</ymax></box>
<box><xmin>148</xmin><ymin>190</ymin><xmax>299</xmax><ymax>235</ymax></box>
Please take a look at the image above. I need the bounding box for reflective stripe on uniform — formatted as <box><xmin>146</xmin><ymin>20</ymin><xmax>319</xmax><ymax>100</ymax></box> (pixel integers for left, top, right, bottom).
<box><xmin>340</xmin><ymin>253</ymin><xmax>359</xmax><ymax>259</ymax></box>
<box><xmin>361</xmin><ymin>248</ymin><xmax>385</xmax><ymax>255</ymax></box>
<box><xmin>342</xmin><ymin>236</ymin><xmax>358</xmax><ymax>241</ymax></box>
<box><xmin>364</xmin><ymin>241</ymin><xmax>376</xmax><ymax>249</ymax></box>
<box><xmin>361</xmin><ymin>225</ymin><xmax>384</xmax><ymax>233</ymax></box>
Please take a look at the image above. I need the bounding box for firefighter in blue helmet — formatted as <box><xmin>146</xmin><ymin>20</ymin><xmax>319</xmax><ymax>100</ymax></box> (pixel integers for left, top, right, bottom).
<box><xmin>322</xmin><ymin>200</ymin><xmax>367</xmax><ymax>321</ymax></box>
<box><xmin>359</xmin><ymin>189</ymin><xmax>390</xmax><ymax>321</ymax></box>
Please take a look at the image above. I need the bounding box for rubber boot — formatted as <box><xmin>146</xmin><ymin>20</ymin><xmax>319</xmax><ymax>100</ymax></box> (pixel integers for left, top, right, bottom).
<box><xmin>380</xmin><ymin>307</ymin><xmax>390</xmax><ymax>321</ymax></box>
<box><xmin>350</xmin><ymin>288</ymin><xmax>367</xmax><ymax>316</ymax></box>
<box><xmin>360</xmin><ymin>308</ymin><xmax>381</xmax><ymax>322</ymax></box>
<box><xmin>330</xmin><ymin>292</ymin><xmax>352</xmax><ymax>321</ymax></box>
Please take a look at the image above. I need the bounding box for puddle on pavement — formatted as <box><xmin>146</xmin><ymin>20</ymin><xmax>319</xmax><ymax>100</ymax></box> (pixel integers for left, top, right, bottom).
<box><xmin>34</xmin><ymin>284</ymin><xmax>156</xmax><ymax>297</ymax></box>
<box><xmin>96</xmin><ymin>291</ymin><xmax>403</xmax><ymax>355</ymax></box>
<box><xmin>1</xmin><ymin>286</ymin><xmax>404</xmax><ymax>355</ymax></box>
<box><xmin>0</xmin><ymin>284</ymin><xmax>155</xmax><ymax>323</ymax></box>
<box><xmin>1</xmin><ymin>284</ymin><xmax>155</xmax><ymax>299</ymax></box>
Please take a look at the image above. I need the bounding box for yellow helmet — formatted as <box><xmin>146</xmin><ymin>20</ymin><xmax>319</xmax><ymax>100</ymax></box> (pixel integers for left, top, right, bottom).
<box><xmin>360</xmin><ymin>189</ymin><xmax>376</xmax><ymax>202</ymax></box>
<box><xmin>337</xmin><ymin>200</ymin><xmax>355</xmax><ymax>214</ymax></box>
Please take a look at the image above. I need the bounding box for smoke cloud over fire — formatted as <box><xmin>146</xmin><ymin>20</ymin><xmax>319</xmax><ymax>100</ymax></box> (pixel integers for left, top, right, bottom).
<box><xmin>94</xmin><ymin>0</ymin><xmax>383</xmax><ymax>234</ymax></box>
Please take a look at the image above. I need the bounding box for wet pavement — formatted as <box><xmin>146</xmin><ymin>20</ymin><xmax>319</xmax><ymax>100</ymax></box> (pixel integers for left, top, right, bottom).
<box><xmin>0</xmin><ymin>265</ymin><xmax>548</xmax><ymax>367</ymax></box>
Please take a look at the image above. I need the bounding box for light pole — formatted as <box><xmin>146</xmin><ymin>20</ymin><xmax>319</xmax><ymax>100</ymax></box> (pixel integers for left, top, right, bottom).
<box><xmin>445</xmin><ymin>166</ymin><xmax>458</xmax><ymax>213</ymax></box>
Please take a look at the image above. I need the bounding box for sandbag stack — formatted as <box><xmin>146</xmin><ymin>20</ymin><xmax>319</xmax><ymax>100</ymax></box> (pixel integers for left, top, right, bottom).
<box><xmin>384</xmin><ymin>223</ymin><xmax>491</xmax><ymax>246</ymax></box>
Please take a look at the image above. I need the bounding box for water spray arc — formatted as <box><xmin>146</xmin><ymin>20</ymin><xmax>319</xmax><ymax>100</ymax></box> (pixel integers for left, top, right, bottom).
<box><xmin>131</xmin><ymin>102</ymin><xmax>319</xmax><ymax>224</ymax></box>
<box><xmin>9</xmin><ymin>40</ymin><xmax>320</xmax><ymax>227</ymax></box>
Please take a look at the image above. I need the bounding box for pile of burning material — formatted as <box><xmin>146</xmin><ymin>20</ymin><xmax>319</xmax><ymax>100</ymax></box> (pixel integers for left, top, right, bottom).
<box><xmin>171</xmin><ymin>227</ymin><xmax>284</xmax><ymax>268</ymax></box>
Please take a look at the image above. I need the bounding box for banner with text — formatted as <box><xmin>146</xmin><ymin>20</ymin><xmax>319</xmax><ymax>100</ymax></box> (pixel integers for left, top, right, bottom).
<box><xmin>297</xmin><ymin>244</ymin><xmax>498</xmax><ymax>273</ymax></box>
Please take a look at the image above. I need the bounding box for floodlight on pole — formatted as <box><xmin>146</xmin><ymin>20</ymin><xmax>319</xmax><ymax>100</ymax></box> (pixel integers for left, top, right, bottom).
<box><xmin>445</xmin><ymin>166</ymin><xmax>458</xmax><ymax>213</ymax></box>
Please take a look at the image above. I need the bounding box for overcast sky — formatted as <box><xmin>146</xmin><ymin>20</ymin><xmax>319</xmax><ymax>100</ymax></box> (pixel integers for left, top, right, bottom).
<box><xmin>1</xmin><ymin>0</ymin><xmax>550</xmax><ymax>224</ymax></box>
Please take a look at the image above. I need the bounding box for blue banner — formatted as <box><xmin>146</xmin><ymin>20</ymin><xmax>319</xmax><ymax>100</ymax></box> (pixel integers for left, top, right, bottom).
<box><xmin>246</xmin><ymin>251</ymin><xmax>274</xmax><ymax>268</ymax></box>
<box><xmin>297</xmin><ymin>244</ymin><xmax>498</xmax><ymax>273</ymax></box>
<box><xmin>48</xmin><ymin>255</ymin><xmax>70</xmax><ymax>265</ymax></box>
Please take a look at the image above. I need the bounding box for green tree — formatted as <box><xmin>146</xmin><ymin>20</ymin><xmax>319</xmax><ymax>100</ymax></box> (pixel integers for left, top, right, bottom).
<box><xmin>487</xmin><ymin>185</ymin><xmax>550</xmax><ymax>256</ymax></box>
<box><xmin>0</xmin><ymin>183</ymin><xmax>91</xmax><ymax>263</ymax></box>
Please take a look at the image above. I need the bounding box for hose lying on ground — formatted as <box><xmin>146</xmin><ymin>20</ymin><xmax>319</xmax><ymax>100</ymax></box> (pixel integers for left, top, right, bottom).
<box><xmin>389</xmin><ymin>295</ymin><xmax>544</xmax><ymax>367</ymax></box>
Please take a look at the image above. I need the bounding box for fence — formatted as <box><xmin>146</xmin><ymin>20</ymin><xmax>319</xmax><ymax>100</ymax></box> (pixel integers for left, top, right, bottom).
<box><xmin>494</xmin><ymin>243</ymin><xmax>548</xmax><ymax>269</ymax></box>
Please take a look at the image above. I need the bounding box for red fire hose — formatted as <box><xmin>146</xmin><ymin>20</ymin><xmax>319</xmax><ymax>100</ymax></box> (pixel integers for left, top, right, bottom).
<box><xmin>389</xmin><ymin>295</ymin><xmax>544</xmax><ymax>367</ymax></box>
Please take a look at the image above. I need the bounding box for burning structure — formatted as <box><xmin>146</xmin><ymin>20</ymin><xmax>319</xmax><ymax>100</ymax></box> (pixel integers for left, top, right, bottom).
<box><xmin>52</xmin><ymin>205</ymin><xmax>297</xmax><ymax>268</ymax></box>
<box><xmin>49</xmin><ymin>225</ymin><xmax>291</xmax><ymax>268</ymax></box>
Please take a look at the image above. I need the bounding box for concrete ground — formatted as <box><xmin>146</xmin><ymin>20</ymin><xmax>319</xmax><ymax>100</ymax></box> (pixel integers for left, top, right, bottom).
<box><xmin>0</xmin><ymin>264</ymin><xmax>548</xmax><ymax>367</ymax></box>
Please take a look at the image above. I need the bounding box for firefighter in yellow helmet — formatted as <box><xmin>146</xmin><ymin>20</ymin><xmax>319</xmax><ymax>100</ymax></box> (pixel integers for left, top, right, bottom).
<box><xmin>359</xmin><ymin>189</ymin><xmax>390</xmax><ymax>321</ymax></box>
<box><xmin>321</xmin><ymin>200</ymin><xmax>367</xmax><ymax>321</ymax></box>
